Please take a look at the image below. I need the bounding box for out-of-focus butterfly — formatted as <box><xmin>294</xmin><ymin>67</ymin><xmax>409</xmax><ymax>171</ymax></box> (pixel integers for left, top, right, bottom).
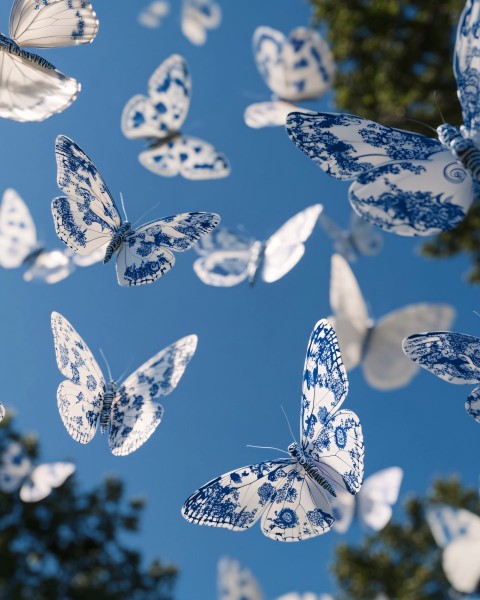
<box><xmin>181</xmin><ymin>0</ymin><xmax>221</xmax><ymax>46</ymax></box>
<box><xmin>51</xmin><ymin>135</ymin><xmax>220</xmax><ymax>286</ymax></box>
<box><xmin>193</xmin><ymin>204</ymin><xmax>323</xmax><ymax>287</ymax></box>
<box><xmin>218</xmin><ymin>557</ymin><xmax>333</xmax><ymax>600</ymax></box>
<box><xmin>427</xmin><ymin>504</ymin><xmax>480</xmax><ymax>594</ymax></box>
<box><xmin>182</xmin><ymin>319</ymin><xmax>364</xmax><ymax>541</ymax></box>
<box><xmin>402</xmin><ymin>330</ymin><xmax>480</xmax><ymax>423</ymax></box>
<box><xmin>0</xmin><ymin>188</ymin><xmax>103</xmax><ymax>284</ymax></box>
<box><xmin>319</xmin><ymin>212</ymin><xmax>383</xmax><ymax>262</ymax></box>
<box><xmin>286</xmin><ymin>1</ymin><xmax>480</xmax><ymax>236</ymax></box>
<box><xmin>0</xmin><ymin>441</ymin><xmax>75</xmax><ymax>502</ymax></box>
<box><xmin>0</xmin><ymin>403</ymin><xmax>5</xmax><ymax>422</ymax></box>
<box><xmin>331</xmin><ymin>467</ymin><xmax>403</xmax><ymax>533</ymax></box>
<box><xmin>244</xmin><ymin>26</ymin><xmax>335</xmax><ymax>129</ymax></box>
<box><xmin>329</xmin><ymin>253</ymin><xmax>455</xmax><ymax>390</ymax></box>
<box><xmin>0</xmin><ymin>0</ymin><xmax>98</xmax><ymax>122</ymax></box>
<box><xmin>121</xmin><ymin>54</ymin><xmax>229</xmax><ymax>180</ymax></box>
<box><xmin>138</xmin><ymin>1</ymin><xmax>170</xmax><ymax>28</ymax></box>
<box><xmin>51</xmin><ymin>312</ymin><xmax>197</xmax><ymax>456</ymax></box>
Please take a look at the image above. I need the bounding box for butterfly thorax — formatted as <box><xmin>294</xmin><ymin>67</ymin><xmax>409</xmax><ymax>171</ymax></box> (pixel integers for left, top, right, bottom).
<box><xmin>288</xmin><ymin>442</ymin><xmax>337</xmax><ymax>497</ymax></box>
<box><xmin>104</xmin><ymin>222</ymin><xmax>131</xmax><ymax>264</ymax></box>
<box><xmin>0</xmin><ymin>34</ymin><xmax>55</xmax><ymax>70</ymax></box>
<box><xmin>248</xmin><ymin>241</ymin><xmax>266</xmax><ymax>287</ymax></box>
<box><xmin>437</xmin><ymin>123</ymin><xmax>480</xmax><ymax>180</ymax></box>
<box><xmin>100</xmin><ymin>381</ymin><xmax>117</xmax><ymax>434</ymax></box>
<box><xmin>22</xmin><ymin>246</ymin><xmax>44</xmax><ymax>267</ymax></box>
<box><xmin>360</xmin><ymin>323</ymin><xmax>375</xmax><ymax>362</ymax></box>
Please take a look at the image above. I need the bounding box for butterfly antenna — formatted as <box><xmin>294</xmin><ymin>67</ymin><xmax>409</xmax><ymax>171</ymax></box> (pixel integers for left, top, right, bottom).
<box><xmin>119</xmin><ymin>193</ymin><xmax>129</xmax><ymax>222</ymax></box>
<box><xmin>281</xmin><ymin>405</ymin><xmax>296</xmax><ymax>443</ymax></box>
<box><xmin>117</xmin><ymin>354</ymin><xmax>137</xmax><ymax>385</ymax></box>
<box><xmin>132</xmin><ymin>202</ymin><xmax>161</xmax><ymax>228</ymax></box>
<box><xmin>433</xmin><ymin>90</ymin><xmax>446</xmax><ymax>124</ymax></box>
<box><xmin>405</xmin><ymin>118</ymin><xmax>437</xmax><ymax>134</ymax></box>
<box><xmin>99</xmin><ymin>348</ymin><xmax>113</xmax><ymax>382</ymax></box>
<box><xmin>246</xmin><ymin>444</ymin><xmax>290</xmax><ymax>456</ymax></box>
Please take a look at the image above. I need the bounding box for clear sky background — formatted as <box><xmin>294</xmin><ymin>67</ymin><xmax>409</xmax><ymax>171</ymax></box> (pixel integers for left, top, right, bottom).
<box><xmin>0</xmin><ymin>0</ymin><xmax>479</xmax><ymax>598</ymax></box>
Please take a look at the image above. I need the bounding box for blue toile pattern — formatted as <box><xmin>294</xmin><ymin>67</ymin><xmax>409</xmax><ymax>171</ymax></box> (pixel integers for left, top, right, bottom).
<box><xmin>182</xmin><ymin>319</ymin><xmax>364</xmax><ymax>541</ymax></box>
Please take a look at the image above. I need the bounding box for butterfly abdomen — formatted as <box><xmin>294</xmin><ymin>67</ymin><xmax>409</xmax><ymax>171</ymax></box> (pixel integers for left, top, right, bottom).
<box><xmin>104</xmin><ymin>223</ymin><xmax>131</xmax><ymax>263</ymax></box>
<box><xmin>100</xmin><ymin>382</ymin><xmax>117</xmax><ymax>434</ymax></box>
<box><xmin>288</xmin><ymin>442</ymin><xmax>337</xmax><ymax>497</ymax></box>
<box><xmin>248</xmin><ymin>241</ymin><xmax>266</xmax><ymax>287</ymax></box>
<box><xmin>438</xmin><ymin>123</ymin><xmax>480</xmax><ymax>180</ymax></box>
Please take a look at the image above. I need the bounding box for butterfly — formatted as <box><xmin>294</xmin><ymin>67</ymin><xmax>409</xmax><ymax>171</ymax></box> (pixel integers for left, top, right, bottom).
<box><xmin>51</xmin><ymin>311</ymin><xmax>197</xmax><ymax>456</ymax></box>
<box><xmin>182</xmin><ymin>319</ymin><xmax>364</xmax><ymax>541</ymax></box>
<box><xmin>319</xmin><ymin>211</ymin><xmax>383</xmax><ymax>262</ymax></box>
<box><xmin>193</xmin><ymin>204</ymin><xmax>323</xmax><ymax>287</ymax></box>
<box><xmin>0</xmin><ymin>188</ymin><xmax>103</xmax><ymax>284</ymax></box>
<box><xmin>0</xmin><ymin>441</ymin><xmax>75</xmax><ymax>503</ymax></box>
<box><xmin>402</xmin><ymin>330</ymin><xmax>480</xmax><ymax>424</ymax></box>
<box><xmin>244</xmin><ymin>26</ymin><xmax>335</xmax><ymax>129</ymax></box>
<box><xmin>138</xmin><ymin>1</ymin><xmax>170</xmax><ymax>29</ymax></box>
<box><xmin>329</xmin><ymin>253</ymin><xmax>455</xmax><ymax>390</ymax></box>
<box><xmin>0</xmin><ymin>403</ymin><xmax>5</xmax><ymax>423</ymax></box>
<box><xmin>121</xmin><ymin>54</ymin><xmax>230</xmax><ymax>180</ymax></box>
<box><xmin>427</xmin><ymin>504</ymin><xmax>480</xmax><ymax>594</ymax></box>
<box><xmin>0</xmin><ymin>0</ymin><xmax>98</xmax><ymax>122</ymax></box>
<box><xmin>330</xmin><ymin>467</ymin><xmax>403</xmax><ymax>533</ymax></box>
<box><xmin>51</xmin><ymin>135</ymin><xmax>221</xmax><ymax>286</ymax></box>
<box><xmin>181</xmin><ymin>0</ymin><xmax>221</xmax><ymax>46</ymax></box>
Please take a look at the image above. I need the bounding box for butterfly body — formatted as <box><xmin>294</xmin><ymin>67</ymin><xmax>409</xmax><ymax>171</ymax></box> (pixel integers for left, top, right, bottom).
<box><xmin>438</xmin><ymin>123</ymin><xmax>480</xmax><ymax>179</ymax></box>
<box><xmin>103</xmin><ymin>222</ymin><xmax>131</xmax><ymax>264</ymax></box>
<box><xmin>0</xmin><ymin>32</ymin><xmax>54</xmax><ymax>69</ymax></box>
<box><xmin>100</xmin><ymin>381</ymin><xmax>117</xmax><ymax>434</ymax></box>
<box><xmin>247</xmin><ymin>241</ymin><xmax>266</xmax><ymax>287</ymax></box>
<box><xmin>287</xmin><ymin>442</ymin><xmax>337</xmax><ymax>496</ymax></box>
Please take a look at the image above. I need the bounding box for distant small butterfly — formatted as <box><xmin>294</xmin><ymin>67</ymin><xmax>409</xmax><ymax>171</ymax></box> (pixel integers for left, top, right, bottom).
<box><xmin>427</xmin><ymin>504</ymin><xmax>480</xmax><ymax>594</ymax></box>
<box><xmin>182</xmin><ymin>319</ymin><xmax>364</xmax><ymax>541</ymax></box>
<box><xmin>121</xmin><ymin>54</ymin><xmax>230</xmax><ymax>180</ymax></box>
<box><xmin>0</xmin><ymin>441</ymin><xmax>75</xmax><ymax>503</ymax></box>
<box><xmin>285</xmin><ymin>1</ymin><xmax>480</xmax><ymax>237</ymax></box>
<box><xmin>319</xmin><ymin>212</ymin><xmax>383</xmax><ymax>262</ymax></box>
<box><xmin>51</xmin><ymin>135</ymin><xmax>220</xmax><ymax>286</ymax></box>
<box><xmin>0</xmin><ymin>0</ymin><xmax>98</xmax><ymax>122</ymax></box>
<box><xmin>0</xmin><ymin>188</ymin><xmax>103</xmax><ymax>284</ymax></box>
<box><xmin>181</xmin><ymin>0</ymin><xmax>221</xmax><ymax>46</ymax></box>
<box><xmin>138</xmin><ymin>1</ymin><xmax>170</xmax><ymax>29</ymax></box>
<box><xmin>329</xmin><ymin>253</ymin><xmax>455</xmax><ymax>390</ymax></box>
<box><xmin>331</xmin><ymin>466</ymin><xmax>403</xmax><ymax>533</ymax></box>
<box><xmin>193</xmin><ymin>204</ymin><xmax>323</xmax><ymax>287</ymax></box>
<box><xmin>245</xmin><ymin>26</ymin><xmax>335</xmax><ymax>129</ymax></box>
<box><xmin>0</xmin><ymin>403</ymin><xmax>5</xmax><ymax>423</ymax></box>
<box><xmin>402</xmin><ymin>330</ymin><xmax>480</xmax><ymax>424</ymax></box>
<box><xmin>51</xmin><ymin>312</ymin><xmax>197</xmax><ymax>456</ymax></box>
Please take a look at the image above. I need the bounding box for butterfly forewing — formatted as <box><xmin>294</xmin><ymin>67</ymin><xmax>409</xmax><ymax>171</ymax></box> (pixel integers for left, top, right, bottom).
<box><xmin>0</xmin><ymin>188</ymin><xmax>37</xmax><ymax>268</ymax></box>
<box><xmin>19</xmin><ymin>462</ymin><xmax>75</xmax><ymax>503</ymax></box>
<box><xmin>427</xmin><ymin>505</ymin><xmax>480</xmax><ymax>548</ymax></box>
<box><xmin>356</xmin><ymin>467</ymin><xmax>403</xmax><ymax>531</ymax></box>
<box><xmin>23</xmin><ymin>249</ymin><xmax>73</xmax><ymax>284</ymax></box>
<box><xmin>244</xmin><ymin>101</ymin><xmax>300</xmax><ymax>129</ymax></box>
<box><xmin>181</xmin><ymin>0</ymin><xmax>221</xmax><ymax>46</ymax></box>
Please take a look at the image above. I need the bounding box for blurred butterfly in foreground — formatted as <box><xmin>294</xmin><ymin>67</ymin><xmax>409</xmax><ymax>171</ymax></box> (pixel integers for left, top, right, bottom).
<box><xmin>329</xmin><ymin>253</ymin><xmax>455</xmax><ymax>390</ymax></box>
<box><xmin>182</xmin><ymin>319</ymin><xmax>364</xmax><ymax>541</ymax></box>
<box><xmin>0</xmin><ymin>188</ymin><xmax>103</xmax><ymax>284</ymax></box>
<box><xmin>285</xmin><ymin>0</ymin><xmax>480</xmax><ymax>236</ymax></box>
<box><xmin>319</xmin><ymin>211</ymin><xmax>382</xmax><ymax>263</ymax></box>
<box><xmin>402</xmin><ymin>330</ymin><xmax>480</xmax><ymax>424</ymax></box>
<box><xmin>51</xmin><ymin>312</ymin><xmax>197</xmax><ymax>456</ymax></box>
<box><xmin>193</xmin><ymin>204</ymin><xmax>323</xmax><ymax>287</ymax></box>
<box><xmin>218</xmin><ymin>556</ymin><xmax>333</xmax><ymax>600</ymax></box>
<box><xmin>244</xmin><ymin>26</ymin><xmax>335</xmax><ymax>129</ymax></box>
<box><xmin>0</xmin><ymin>441</ymin><xmax>75</xmax><ymax>502</ymax></box>
<box><xmin>51</xmin><ymin>135</ymin><xmax>220</xmax><ymax>286</ymax></box>
<box><xmin>0</xmin><ymin>0</ymin><xmax>98</xmax><ymax>122</ymax></box>
<box><xmin>427</xmin><ymin>504</ymin><xmax>480</xmax><ymax>594</ymax></box>
<box><xmin>331</xmin><ymin>466</ymin><xmax>403</xmax><ymax>533</ymax></box>
<box><xmin>121</xmin><ymin>54</ymin><xmax>229</xmax><ymax>179</ymax></box>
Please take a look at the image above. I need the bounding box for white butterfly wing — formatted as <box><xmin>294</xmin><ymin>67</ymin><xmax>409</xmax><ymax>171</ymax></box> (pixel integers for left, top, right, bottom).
<box><xmin>330</xmin><ymin>487</ymin><xmax>356</xmax><ymax>533</ymax></box>
<box><xmin>138</xmin><ymin>1</ymin><xmax>170</xmax><ymax>28</ymax></box>
<box><xmin>139</xmin><ymin>134</ymin><xmax>230</xmax><ymax>180</ymax></box>
<box><xmin>244</xmin><ymin>101</ymin><xmax>300</xmax><ymax>129</ymax></box>
<box><xmin>193</xmin><ymin>250</ymin><xmax>252</xmax><ymax>287</ymax></box>
<box><xmin>357</xmin><ymin>467</ymin><xmax>403</xmax><ymax>531</ymax></box>
<box><xmin>0</xmin><ymin>403</ymin><xmax>5</xmax><ymax>422</ymax></box>
<box><xmin>51</xmin><ymin>311</ymin><xmax>105</xmax><ymax>443</ymax></box>
<box><xmin>0</xmin><ymin>188</ymin><xmax>37</xmax><ymax>268</ymax></box>
<box><xmin>329</xmin><ymin>253</ymin><xmax>370</xmax><ymax>370</ymax></box>
<box><xmin>262</xmin><ymin>204</ymin><xmax>323</xmax><ymax>283</ymax></box>
<box><xmin>181</xmin><ymin>0</ymin><xmax>221</xmax><ymax>46</ymax></box>
<box><xmin>349</xmin><ymin>212</ymin><xmax>383</xmax><ymax>257</ymax></box>
<box><xmin>363</xmin><ymin>304</ymin><xmax>455</xmax><ymax>391</ymax></box>
<box><xmin>217</xmin><ymin>558</ymin><xmax>264</xmax><ymax>600</ymax></box>
<box><xmin>109</xmin><ymin>335</ymin><xmax>197</xmax><ymax>456</ymax></box>
<box><xmin>0</xmin><ymin>441</ymin><xmax>31</xmax><ymax>493</ymax></box>
<box><xmin>10</xmin><ymin>0</ymin><xmax>98</xmax><ymax>47</ymax></box>
<box><xmin>19</xmin><ymin>462</ymin><xmax>75</xmax><ymax>503</ymax></box>
<box><xmin>70</xmin><ymin>246</ymin><xmax>105</xmax><ymax>267</ymax></box>
<box><xmin>23</xmin><ymin>249</ymin><xmax>73</xmax><ymax>284</ymax></box>
<box><xmin>195</xmin><ymin>228</ymin><xmax>254</xmax><ymax>255</ymax></box>
<box><xmin>442</xmin><ymin>537</ymin><xmax>480</xmax><ymax>594</ymax></box>
<box><xmin>427</xmin><ymin>505</ymin><xmax>480</xmax><ymax>548</ymax></box>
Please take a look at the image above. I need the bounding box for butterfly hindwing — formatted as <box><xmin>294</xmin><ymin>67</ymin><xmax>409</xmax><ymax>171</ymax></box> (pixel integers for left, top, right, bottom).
<box><xmin>244</xmin><ymin>101</ymin><xmax>300</xmax><ymax>129</ymax></box>
<box><xmin>0</xmin><ymin>188</ymin><xmax>37</xmax><ymax>268</ymax></box>
<box><xmin>181</xmin><ymin>0</ymin><xmax>221</xmax><ymax>46</ymax></box>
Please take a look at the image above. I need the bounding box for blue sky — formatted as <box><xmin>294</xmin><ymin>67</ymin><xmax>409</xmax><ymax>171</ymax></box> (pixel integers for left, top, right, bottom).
<box><xmin>0</xmin><ymin>0</ymin><xmax>479</xmax><ymax>598</ymax></box>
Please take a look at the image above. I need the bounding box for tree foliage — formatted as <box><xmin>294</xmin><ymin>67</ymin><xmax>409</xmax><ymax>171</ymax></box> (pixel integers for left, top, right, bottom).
<box><xmin>0</xmin><ymin>415</ymin><xmax>177</xmax><ymax>600</ymax></box>
<box><xmin>310</xmin><ymin>0</ymin><xmax>480</xmax><ymax>283</ymax></box>
<box><xmin>331</xmin><ymin>477</ymin><xmax>480</xmax><ymax>599</ymax></box>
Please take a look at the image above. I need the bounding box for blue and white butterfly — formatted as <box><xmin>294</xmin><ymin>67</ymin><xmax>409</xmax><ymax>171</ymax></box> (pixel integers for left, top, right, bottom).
<box><xmin>51</xmin><ymin>312</ymin><xmax>197</xmax><ymax>456</ymax></box>
<box><xmin>427</xmin><ymin>505</ymin><xmax>480</xmax><ymax>594</ymax></box>
<box><xmin>319</xmin><ymin>211</ymin><xmax>383</xmax><ymax>262</ymax></box>
<box><xmin>121</xmin><ymin>55</ymin><xmax>230</xmax><ymax>180</ymax></box>
<box><xmin>51</xmin><ymin>135</ymin><xmax>221</xmax><ymax>286</ymax></box>
<box><xmin>138</xmin><ymin>1</ymin><xmax>170</xmax><ymax>29</ymax></box>
<box><xmin>0</xmin><ymin>0</ymin><xmax>98</xmax><ymax>122</ymax></box>
<box><xmin>193</xmin><ymin>204</ymin><xmax>323</xmax><ymax>287</ymax></box>
<box><xmin>0</xmin><ymin>188</ymin><xmax>103</xmax><ymax>284</ymax></box>
<box><xmin>329</xmin><ymin>253</ymin><xmax>455</xmax><ymax>390</ymax></box>
<box><xmin>402</xmin><ymin>330</ymin><xmax>480</xmax><ymax>424</ymax></box>
<box><xmin>244</xmin><ymin>26</ymin><xmax>335</xmax><ymax>129</ymax></box>
<box><xmin>331</xmin><ymin>467</ymin><xmax>403</xmax><ymax>533</ymax></box>
<box><xmin>285</xmin><ymin>0</ymin><xmax>480</xmax><ymax>236</ymax></box>
<box><xmin>0</xmin><ymin>441</ymin><xmax>75</xmax><ymax>503</ymax></box>
<box><xmin>181</xmin><ymin>0</ymin><xmax>221</xmax><ymax>46</ymax></box>
<box><xmin>182</xmin><ymin>319</ymin><xmax>364</xmax><ymax>541</ymax></box>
